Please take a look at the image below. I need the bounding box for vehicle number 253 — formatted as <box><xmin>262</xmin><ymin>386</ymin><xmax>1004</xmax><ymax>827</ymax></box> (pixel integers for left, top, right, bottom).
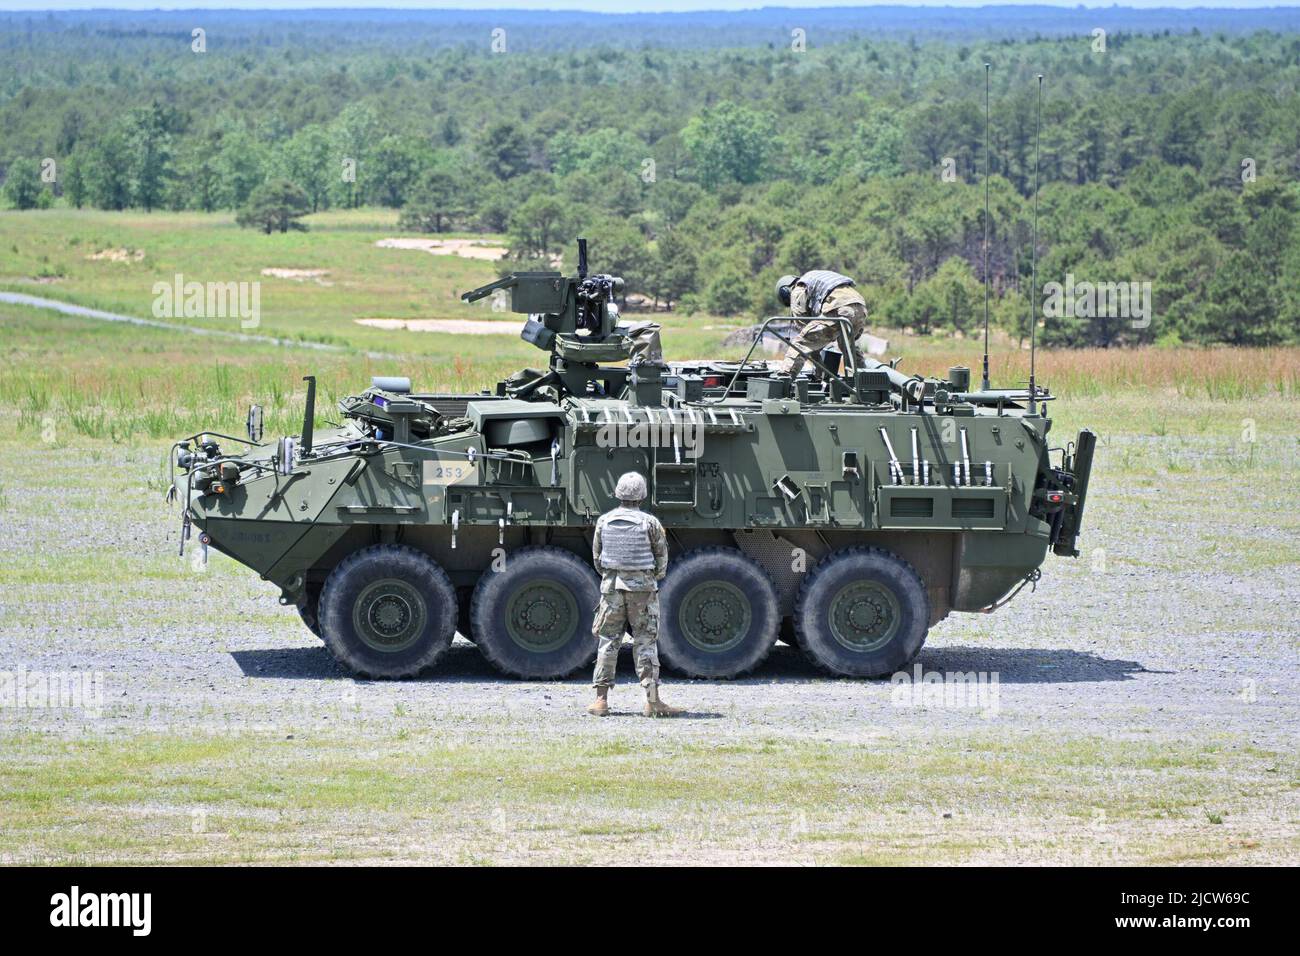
<box><xmin>423</xmin><ymin>461</ymin><xmax>478</xmax><ymax>486</ymax></box>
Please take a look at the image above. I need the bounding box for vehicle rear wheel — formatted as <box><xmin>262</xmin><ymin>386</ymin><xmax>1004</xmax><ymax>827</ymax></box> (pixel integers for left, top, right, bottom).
<box><xmin>658</xmin><ymin>547</ymin><xmax>779</xmax><ymax>678</ymax></box>
<box><xmin>793</xmin><ymin>546</ymin><xmax>929</xmax><ymax>677</ymax></box>
<box><xmin>319</xmin><ymin>544</ymin><xmax>457</xmax><ymax>679</ymax></box>
<box><xmin>470</xmin><ymin>546</ymin><xmax>599</xmax><ymax>679</ymax></box>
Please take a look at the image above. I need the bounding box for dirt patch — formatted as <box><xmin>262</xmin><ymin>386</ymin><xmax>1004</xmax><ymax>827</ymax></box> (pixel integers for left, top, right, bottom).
<box><xmin>86</xmin><ymin>248</ymin><xmax>144</xmax><ymax>263</ymax></box>
<box><xmin>355</xmin><ymin>318</ymin><xmax>521</xmax><ymax>335</ymax></box>
<box><xmin>376</xmin><ymin>238</ymin><xmax>508</xmax><ymax>260</ymax></box>
<box><xmin>1</xmin><ymin>415</ymin><xmax>1298</xmax><ymax>864</ymax></box>
<box><xmin>261</xmin><ymin>268</ymin><xmax>333</xmax><ymax>286</ymax></box>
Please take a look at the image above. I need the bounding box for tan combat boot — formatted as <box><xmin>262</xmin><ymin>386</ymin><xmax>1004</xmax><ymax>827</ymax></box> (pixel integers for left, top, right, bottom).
<box><xmin>642</xmin><ymin>682</ymin><xmax>684</xmax><ymax>718</ymax></box>
<box><xmin>587</xmin><ymin>686</ymin><xmax>610</xmax><ymax>717</ymax></box>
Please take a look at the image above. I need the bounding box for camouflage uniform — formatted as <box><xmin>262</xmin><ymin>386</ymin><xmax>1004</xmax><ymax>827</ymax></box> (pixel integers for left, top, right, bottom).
<box><xmin>777</xmin><ymin>282</ymin><xmax>868</xmax><ymax>378</ymax></box>
<box><xmin>590</xmin><ymin>507</ymin><xmax>669</xmax><ymax>691</ymax></box>
<box><xmin>623</xmin><ymin>321</ymin><xmax>664</xmax><ymax>366</ymax></box>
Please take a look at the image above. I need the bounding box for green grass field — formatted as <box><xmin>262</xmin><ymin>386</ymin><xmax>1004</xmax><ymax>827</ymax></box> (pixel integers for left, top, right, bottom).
<box><xmin>0</xmin><ymin>208</ymin><xmax>1296</xmax><ymax>865</ymax></box>
<box><xmin>2</xmin><ymin>729</ymin><xmax>1287</xmax><ymax>865</ymax></box>
<box><xmin>0</xmin><ymin>207</ymin><xmax>484</xmax><ymax>348</ymax></box>
<box><xmin>0</xmin><ymin>206</ymin><xmax>745</xmax><ymax>360</ymax></box>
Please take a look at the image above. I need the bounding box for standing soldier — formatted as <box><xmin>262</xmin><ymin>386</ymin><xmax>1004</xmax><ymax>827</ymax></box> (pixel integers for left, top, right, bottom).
<box><xmin>587</xmin><ymin>472</ymin><xmax>684</xmax><ymax>718</ymax></box>
<box><xmin>774</xmin><ymin>270</ymin><xmax>868</xmax><ymax>378</ymax></box>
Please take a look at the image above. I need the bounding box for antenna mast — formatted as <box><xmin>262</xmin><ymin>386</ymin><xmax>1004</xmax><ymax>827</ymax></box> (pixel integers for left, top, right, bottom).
<box><xmin>981</xmin><ymin>62</ymin><xmax>992</xmax><ymax>391</ymax></box>
<box><xmin>1028</xmin><ymin>73</ymin><xmax>1043</xmax><ymax>410</ymax></box>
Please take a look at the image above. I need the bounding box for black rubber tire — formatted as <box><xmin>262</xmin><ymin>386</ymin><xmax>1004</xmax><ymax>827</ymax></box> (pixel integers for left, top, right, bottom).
<box><xmin>470</xmin><ymin>546</ymin><xmax>600</xmax><ymax>679</ymax></box>
<box><xmin>793</xmin><ymin>546</ymin><xmax>930</xmax><ymax>677</ymax></box>
<box><xmin>318</xmin><ymin>544</ymin><xmax>457</xmax><ymax>679</ymax></box>
<box><xmin>295</xmin><ymin>583</ymin><xmax>323</xmax><ymax>639</ymax></box>
<box><xmin>657</xmin><ymin>547</ymin><xmax>779</xmax><ymax>679</ymax></box>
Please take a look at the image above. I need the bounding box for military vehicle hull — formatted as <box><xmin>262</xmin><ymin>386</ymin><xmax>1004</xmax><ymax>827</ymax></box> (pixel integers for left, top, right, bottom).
<box><xmin>172</xmin><ymin>355</ymin><xmax>1094</xmax><ymax>682</ymax></box>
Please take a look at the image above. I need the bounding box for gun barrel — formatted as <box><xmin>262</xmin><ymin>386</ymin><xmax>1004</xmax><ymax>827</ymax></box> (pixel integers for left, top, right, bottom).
<box><xmin>950</xmin><ymin>389</ymin><xmax>1051</xmax><ymax>405</ymax></box>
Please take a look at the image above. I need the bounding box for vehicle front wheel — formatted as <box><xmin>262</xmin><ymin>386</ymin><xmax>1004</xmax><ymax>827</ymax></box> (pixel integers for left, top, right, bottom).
<box><xmin>470</xmin><ymin>546</ymin><xmax>600</xmax><ymax>679</ymax></box>
<box><xmin>792</xmin><ymin>546</ymin><xmax>930</xmax><ymax>677</ymax></box>
<box><xmin>318</xmin><ymin>544</ymin><xmax>457</xmax><ymax>679</ymax></box>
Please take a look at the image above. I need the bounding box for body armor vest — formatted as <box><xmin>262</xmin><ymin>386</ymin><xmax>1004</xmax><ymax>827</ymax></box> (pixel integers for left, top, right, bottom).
<box><xmin>598</xmin><ymin>507</ymin><xmax>656</xmax><ymax>570</ymax></box>
<box><xmin>800</xmin><ymin>270</ymin><xmax>855</xmax><ymax>315</ymax></box>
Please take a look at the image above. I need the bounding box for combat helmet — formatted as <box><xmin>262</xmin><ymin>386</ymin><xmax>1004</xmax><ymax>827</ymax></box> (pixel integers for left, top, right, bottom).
<box><xmin>615</xmin><ymin>472</ymin><xmax>647</xmax><ymax>503</ymax></box>
<box><xmin>775</xmin><ymin>274</ymin><xmax>799</xmax><ymax>307</ymax></box>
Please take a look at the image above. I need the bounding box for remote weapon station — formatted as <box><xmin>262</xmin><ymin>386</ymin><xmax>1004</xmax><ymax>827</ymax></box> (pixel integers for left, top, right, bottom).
<box><xmin>168</xmin><ymin>76</ymin><xmax>1094</xmax><ymax>681</ymax></box>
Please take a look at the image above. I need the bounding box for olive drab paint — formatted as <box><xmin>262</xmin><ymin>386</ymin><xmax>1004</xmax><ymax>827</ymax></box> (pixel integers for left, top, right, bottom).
<box><xmin>169</xmin><ymin>240</ymin><xmax>1094</xmax><ymax>681</ymax></box>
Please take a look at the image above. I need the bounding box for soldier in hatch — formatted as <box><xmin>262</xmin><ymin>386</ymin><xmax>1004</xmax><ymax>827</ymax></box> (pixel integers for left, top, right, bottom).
<box><xmin>774</xmin><ymin>270</ymin><xmax>868</xmax><ymax>378</ymax></box>
<box><xmin>587</xmin><ymin>472</ymin><xmax>684</xmax><ymax>718</ymax></box>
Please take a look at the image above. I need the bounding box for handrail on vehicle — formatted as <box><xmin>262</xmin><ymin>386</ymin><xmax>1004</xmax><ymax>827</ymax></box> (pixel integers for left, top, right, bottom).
<box><xmin>704</xmin><ymin>315</ymin><xmax>861</xmax><ymax>405</ymax></box>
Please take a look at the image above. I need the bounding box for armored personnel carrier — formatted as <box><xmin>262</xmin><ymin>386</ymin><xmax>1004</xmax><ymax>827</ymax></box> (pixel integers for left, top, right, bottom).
<box><xmin>168</xmin><ymin>240</ymin><xmax>1094</xmax><ymax>681</ymax></box>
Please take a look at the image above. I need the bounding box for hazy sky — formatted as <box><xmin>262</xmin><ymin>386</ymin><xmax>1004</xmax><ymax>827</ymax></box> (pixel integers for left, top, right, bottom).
<box><xmin>1</xmin><ymin>2</ymin><xmax>1294</xmax><ymax>12</ymax></box>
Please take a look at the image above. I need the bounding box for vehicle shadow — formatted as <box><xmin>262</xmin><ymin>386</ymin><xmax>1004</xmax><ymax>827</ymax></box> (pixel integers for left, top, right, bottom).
<box><xmin>231</xmin><ymin>641</ymin><xmax>499</xmax><ymax>682</ymax></box>
<box><xmin>741</xmin><ymin>643</ymin><xmax>1152</xmax><ymax>685</ymax></box>
<box><xmin>231</xmin><ymin>641</ymin><xmax>1149</xmax><ymax>686</ymax></box>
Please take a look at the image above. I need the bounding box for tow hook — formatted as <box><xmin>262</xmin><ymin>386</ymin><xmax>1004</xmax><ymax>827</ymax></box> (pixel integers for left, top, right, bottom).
<box><xmin>979</xmin><ymin>569</ymin><xmax>1041</xmax><ymax>614</ymax></box>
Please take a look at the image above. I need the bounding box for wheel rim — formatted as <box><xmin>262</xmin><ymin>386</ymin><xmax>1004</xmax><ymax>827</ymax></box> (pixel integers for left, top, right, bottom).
<box><xmin>504</xmin><ymin>578</ymin><xmax>580</xmax><ymax>653</ymax></box>
<box><xmin>827</xmin><ymin>580</ymin><xmax>901</xmax><ymax>652</ymax></box>
<box><xmin>677</xmin><ymin>580</ymin><xmax>752</xmax><ymax>653</ymax></box>
<box><xmin>353</xmin><ymin>578</ymin><xmax>428</xmax><ymax>653</ymax></box>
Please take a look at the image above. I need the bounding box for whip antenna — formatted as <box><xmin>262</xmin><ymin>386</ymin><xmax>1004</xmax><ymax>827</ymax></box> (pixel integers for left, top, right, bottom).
<box><xmin>981</xmin><ymin>62</ymin><xmax>992</xmax><ymax>391</ymax></box>
<box><xmin>1028</xmin><ymin>73</ymin><xmax>1043</xmax><ymax>409</ymax></box>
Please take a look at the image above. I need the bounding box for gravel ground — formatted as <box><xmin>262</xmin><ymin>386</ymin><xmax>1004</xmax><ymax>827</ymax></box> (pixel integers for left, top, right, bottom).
<box><xmin>0</xmin><ymin>419</ymin><xmax>1296</xmax><ymax>865</ymax></box>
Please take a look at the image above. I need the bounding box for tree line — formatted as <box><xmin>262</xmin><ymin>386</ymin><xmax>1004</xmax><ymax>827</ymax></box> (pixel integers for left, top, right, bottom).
<box><xmin>2</xmin><ymin>22</ymin><xmax>1298</xmax><ymax>346</ymax></box>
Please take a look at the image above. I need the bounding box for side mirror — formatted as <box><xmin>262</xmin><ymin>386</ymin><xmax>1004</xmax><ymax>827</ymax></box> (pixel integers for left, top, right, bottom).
<box><xmin>246</xmin><ymin>404</ymin><xmax>264</xmax><ymax>444</ymax></box>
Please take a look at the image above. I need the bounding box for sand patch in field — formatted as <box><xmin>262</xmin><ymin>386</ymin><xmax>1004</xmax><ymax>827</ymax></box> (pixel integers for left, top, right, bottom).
<box><xmin>86</xmin><ymin>248</ymin><xmax>145</xmax><ymax>262</ymax></box>
<box><xmin>261</xmin><ymin>268</ymin><xmax>333</xmax><ymax>285</ymax></box>
<box><xmin>376</xmin><ymin>238</ymin><xmax>508</xmax><ymax>260</ymax></box>
<box><xmin>356</xmin><ymin>318</ymin><xmax>521</xmax><ymax>335</ymax></box>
